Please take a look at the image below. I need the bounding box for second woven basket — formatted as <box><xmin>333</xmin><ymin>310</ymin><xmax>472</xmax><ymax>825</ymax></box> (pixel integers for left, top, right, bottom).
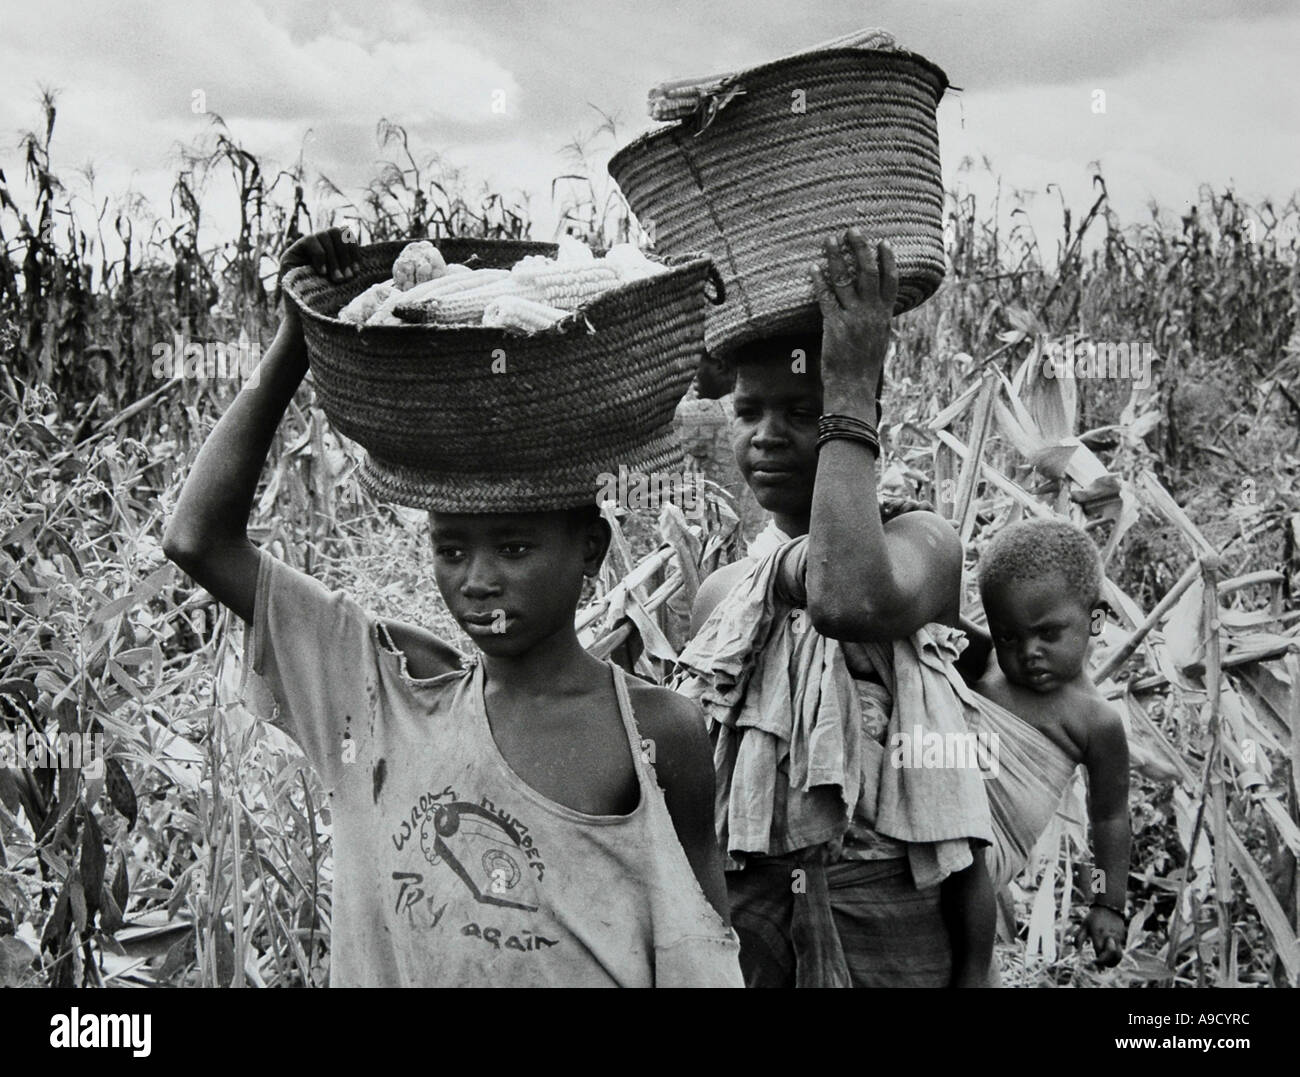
<box><xmin>608</xmin><ymin>47</ymin><xmax>949</xmax><ymax>361</ymax></box>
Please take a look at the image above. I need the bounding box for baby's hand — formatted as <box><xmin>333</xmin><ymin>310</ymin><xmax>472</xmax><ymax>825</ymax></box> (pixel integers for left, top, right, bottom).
<box><xmin>1080</xmin><ymin>905</ymin><xmax>1125</xmax><ymax>968</ymax></box>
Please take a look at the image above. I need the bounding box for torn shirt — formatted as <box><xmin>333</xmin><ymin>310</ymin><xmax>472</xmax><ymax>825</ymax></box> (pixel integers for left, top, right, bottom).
<box><xmin>675</xmin><ymin>523</ymin><xmax>992</xmax><ymax>890</ymax></box>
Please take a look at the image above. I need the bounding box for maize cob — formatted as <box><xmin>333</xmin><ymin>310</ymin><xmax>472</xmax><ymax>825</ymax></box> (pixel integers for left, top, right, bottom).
<box><xmin>646</xmin><ymin>29</ymin><xmax>895</xmax><ymax>122</ymax></box>
<box><xmin>555</xmin><ymin>235</ymin><xmax>596</xmax><ymax>264</ymax></box>
<box><xmin>428</xmin><ymin>278</ymin><xmax>539</xmax><ymax>325</ymax></box>
<box><xmin>510</xmin><ymin>262</ymin><xmax>619</xmax><ymax>310</ymax></box>
<box><xmin>809</xmin><ymin>27</ymin><xmax>894</xmax><ymax>51</ymax></box>
<box><xmin>511</xmin><ymin>254</ymin><xmax>555</xmax><ymax>275</ymax></box>
<box><xmin>648</xmin><ymin>76</ymin><xmax>728</xmax><ymax>122</ymax></box>
<box><xmin>393</xmin><ymin>240</ymin><xmax>447</xmax><ymax>290</ymax></box>
<box><xmin>482</xmin><ymin>294</ymin><xmax>570</xmax><ymax>332</ymax></box>
<box><xmin>367</xmin><ymin>275</ymin><xmax>446</xmax><ymax>324</ymax></box>
<box><xmin>603</xmin><ymin>243</ymin><xmax>669</xmax><ymax>283</ymax></box>
<box><xmin>382</xmin><ymin>269</ymin><xmax>511</xmax><ymax>324</ymax></box>
<box><xmin>339</xmin><ymin>279</ymin><xmax>396</xmax><ymax>324</ymax></box>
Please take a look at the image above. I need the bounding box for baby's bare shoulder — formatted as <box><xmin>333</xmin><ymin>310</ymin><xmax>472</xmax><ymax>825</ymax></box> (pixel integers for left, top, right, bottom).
<box><xmin>974</xmin><ymin>669</ymin><xmax>1014</xmax><ymax>706</ymax></box>
<box><xmin>1068</xmin><ymin>689</ymin><xmax>1126</xmax><ymax>757</ymax></box>
<box><xmin>1055</xmin><ymin>680</ymin><xmax>1110</xmax><ymax>721</ymax></box>
<box><xmin>690</xmin><ymin>559</ymin><xmax>751</xmax><ymax>634</ymax></box>
<box><xmin>1087</xmin><ymin>689</ymin><xmax>1122</xmax><ymax>718</ymax></box>
<box><xmin>1083</xmin><ymin>693</ymin><xmax>1125</xmax><ymax>734</ymax></box>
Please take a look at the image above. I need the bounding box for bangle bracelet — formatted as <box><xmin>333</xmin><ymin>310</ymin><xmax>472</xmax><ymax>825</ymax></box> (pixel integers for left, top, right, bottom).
<box><xmin>817</xmin><ymin>429</ymin><xmax>880</xmax><ymax>456</ymax></box>
<box><xmin>817</xmin><ymin>413</ymin><xmax>880</xmax><ymax>456</ymax></box>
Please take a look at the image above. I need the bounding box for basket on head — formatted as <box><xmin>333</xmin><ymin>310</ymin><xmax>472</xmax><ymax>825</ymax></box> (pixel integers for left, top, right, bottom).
<box><xmin>608</xmin><ymin>47</ymin><xmax>949</xmax><ymax>361</ymax></box>
<box><xmin>282</xmin><ymin>238</ymin><xmax>717</xmax><ymax>513</ymax></box>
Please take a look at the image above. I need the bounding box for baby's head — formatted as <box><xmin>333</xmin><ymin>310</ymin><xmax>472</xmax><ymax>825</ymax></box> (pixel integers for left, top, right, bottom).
<box><xmin>428</xmin><ymin>503</ymin><xmax>609</xmax><ymax>658</ymax></box>
<box><xmin>977</xmin><ymin>518</ymin><xmax>1103</xmax><ymax>693</ymax></box>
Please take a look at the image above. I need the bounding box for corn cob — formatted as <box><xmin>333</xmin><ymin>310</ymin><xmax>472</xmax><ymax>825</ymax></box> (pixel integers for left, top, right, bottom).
<box><xmin>482</xmin><ymin>294</ymin><xmax>570</xmax><ymax>332</ymax></box>
<box><xmin>809</xmin><ymin>27</ymin><xmax>895</xmax><ymax>51</ymax></box>
<box><xmin>393</xmin><ymin>240</ymin><xmax>447</xmax><ymax>290</ymax></box>
<box><xmin>339</xmin><ymin>279</ymin><xmax>396</xmax><ymax>324</ymax></box>
<box><xmin>646</xmin><ymin>30</ymin><xmax>895</xmax><ymax>122</ymax></box>
<box><xmin>428</xmin><ymin>278</ymin><xmax>540</xmax><ymax>325</ymax></box>
<box><xmin>648</xmin><ymin>77</ymin><xmax>727</xmax><ymax>122</ymax></box>
<box><xmin>556</xmin><ymin>235</ymin><xmax>596</xmax><ymax>263</ymax></box>
<box><xmin>368</xmin><ymin>276</ymin><xmax>447</xmax><ymax>324</ymax></box>
<box><xmin>511</xmin><ymin>254</ymin><xmax>555</xmax><ymax>275</ymax></box>
<box><xmin>603</xmin><ymin>243</ymin><xmax>669</xmax><ymax>283</ymax></box>
<box><xmin>510</xmin><ymin>262</ymin><xmax>620</xmax><ymax>310</ymax></box>
<box><xmin>383</xmin><ymin>270</ymin><xmax>511</xmax><ymax>324</ymax></box>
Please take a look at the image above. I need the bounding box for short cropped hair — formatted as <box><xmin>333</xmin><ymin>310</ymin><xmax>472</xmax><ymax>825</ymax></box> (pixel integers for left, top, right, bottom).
<box><xmin>728</xmin><ymin>332</ymin><xmax>822</xmax><ymax>373</ymax></box>
<box><xmin>562</xmin><ymin>502</ymin><xmax>604</xmax><ymax>531</ymax></box>
<box><xmin>978</xmin><ymin>518</ymin><xmax>1103</xmax><ymax>609</ymax></box>
<box><xmin>728</xmin><ymin>330</ymin><xmax>887</xmax><ymax>411</ymax></box>
<box><xmin>425</xmin><ymin>503</ymin><xmax>603</xmax><ymax>530</ymax></box>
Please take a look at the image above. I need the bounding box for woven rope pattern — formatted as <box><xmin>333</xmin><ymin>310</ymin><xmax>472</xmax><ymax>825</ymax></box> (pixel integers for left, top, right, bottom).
<box><xmin>609</xmin><ymin>49</ymin><xmax>949</xmax><ymax>359</ymax></box>
<box><xmin>282</xmin><ymin>239</ymin><xmax>712</xmax><ymax>512</ymax></box>
<box><xmin>359</xmin><ymin>427</ymin><xmax>688</xmax><ymax>513</ymax></box>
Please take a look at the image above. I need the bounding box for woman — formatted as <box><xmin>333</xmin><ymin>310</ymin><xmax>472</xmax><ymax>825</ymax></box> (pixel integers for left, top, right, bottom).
<box><xmin>676</xmin><ymin>228</ymin><xmax>995</xmax><ymax>988</ymax></box>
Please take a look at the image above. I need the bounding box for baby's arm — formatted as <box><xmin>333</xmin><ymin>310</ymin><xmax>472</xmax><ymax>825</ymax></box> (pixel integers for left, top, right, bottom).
<box><xmin>939</xmin><ymin>844</ymin><xmax>995</xmax><ymax>987</ymax></box>
<box><xmin>1080</xmin><ymin>699</ymin><xmax>1131</xmax><ymax>967</ymax></box>
<box><xmin>163</xmin><ymin>229</ymin><xmax>357</xmax><ymax>623</ymax></box>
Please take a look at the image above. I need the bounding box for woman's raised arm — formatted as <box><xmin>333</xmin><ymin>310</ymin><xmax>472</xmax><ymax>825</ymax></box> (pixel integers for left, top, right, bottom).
<box><xmin>803</xmin><ymin>230</ymin><xmax>962</xmax><ymax>641</ymax></box>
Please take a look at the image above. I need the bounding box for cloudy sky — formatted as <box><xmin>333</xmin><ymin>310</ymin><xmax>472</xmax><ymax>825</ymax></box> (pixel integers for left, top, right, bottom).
<box><xmin>3</xmin><ymin>0</ymin><xmax>1298</xmax><ymax>262</ymax></box>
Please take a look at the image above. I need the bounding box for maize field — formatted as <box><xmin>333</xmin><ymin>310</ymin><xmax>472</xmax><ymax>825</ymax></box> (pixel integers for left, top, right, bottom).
<box><xmin>0</xmin><ymin>92</ymin><xmax>1298</xmax><ymax>989</ymax></box>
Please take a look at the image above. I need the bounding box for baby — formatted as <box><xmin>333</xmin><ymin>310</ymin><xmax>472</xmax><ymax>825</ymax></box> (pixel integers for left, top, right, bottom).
<box><xmin>971</xmin><ymin>518</ymin><xmax>1131</xmax><ymax>967</ymax></box>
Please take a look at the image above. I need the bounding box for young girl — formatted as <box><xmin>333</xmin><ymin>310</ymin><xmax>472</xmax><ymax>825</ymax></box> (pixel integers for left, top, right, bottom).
<box><xmin>969</xmin><ymin>517</ymin><xmax>1131</xmax><ymax>967</ymax></box>
<box><xmin>164</xmin><ymin>228</ymin><xmax>742</xmax><ymax>987</ymax></box>
<box><xmin>678</xmin><ymin>229</ymin><xmax>994</xmax><ymax>987</ymax></box>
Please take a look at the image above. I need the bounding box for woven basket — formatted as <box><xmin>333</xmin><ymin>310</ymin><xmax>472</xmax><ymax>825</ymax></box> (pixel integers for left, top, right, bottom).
<box><xmin>282</xmin><ymin>239</ymin><xmax>717</xmax><ymax>513</ymax></box>
<box><xmin>608</xmin><ymin>48</ymin><xmax>949</xmax><ymax>360</ymax></box>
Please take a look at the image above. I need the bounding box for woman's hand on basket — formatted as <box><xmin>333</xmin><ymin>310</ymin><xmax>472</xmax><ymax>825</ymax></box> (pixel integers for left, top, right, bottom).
<box><xmin>277</xmin><ymin>226</ymin><xmax>361</xmax><ymax>333</ymax></box>
<box><xmin>810</xmin><ymin>228</ymin><xmax>897</xmax><ymax>414</ymax></box>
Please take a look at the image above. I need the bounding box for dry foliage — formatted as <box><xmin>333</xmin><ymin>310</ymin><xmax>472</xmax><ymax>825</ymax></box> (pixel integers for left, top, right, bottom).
<box><xmin>1</xmin><ymin>95</ymin><xmax>1297</xmax><ymax>987</ymax></box>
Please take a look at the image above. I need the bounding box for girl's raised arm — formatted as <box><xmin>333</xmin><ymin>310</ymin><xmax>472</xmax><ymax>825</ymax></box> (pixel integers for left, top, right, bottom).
<box><xmin>162</xmin><ymin>228</ymin><xmax>359</xmax><ymax>623</ymax></box>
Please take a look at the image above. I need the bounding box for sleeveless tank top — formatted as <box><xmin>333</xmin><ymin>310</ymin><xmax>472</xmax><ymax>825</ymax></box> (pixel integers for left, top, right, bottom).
<box><xmin>245</xmin><ymin>554</ymin><xmax>742</xmax><ymax>987</ymax></box>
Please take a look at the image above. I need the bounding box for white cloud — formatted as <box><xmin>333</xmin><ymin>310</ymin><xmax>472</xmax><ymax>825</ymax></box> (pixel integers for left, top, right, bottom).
<box><xmin>1</xmin><ymin>0</ymin><xmax>1295</xmax><ymax>270</ymax></box>
<box><xmin>938</xmin><ymin>10</ymin><xmax>1300</xmax><ymax>248</ymax></box>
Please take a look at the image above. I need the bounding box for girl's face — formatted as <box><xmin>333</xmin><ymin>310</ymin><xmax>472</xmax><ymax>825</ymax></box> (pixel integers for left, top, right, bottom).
<box><xmin>983</xmin><ymin>572</ymin><xmax>1095</xmax><ymax>693</ymax></box>
<box><xmin>731</xmin><ymin>357</ymin><xmax>822</xmax><ymax>527</ymax></box>
<box><xmin>429</xmin><ymin>510</ymin><xmax>604</xmax><ymax>658</ymax></box>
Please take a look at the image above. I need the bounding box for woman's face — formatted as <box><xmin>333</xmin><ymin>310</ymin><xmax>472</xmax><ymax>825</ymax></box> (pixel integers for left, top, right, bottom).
<box><xmin>731</xmin><ymin>353</ymin><xmax>822</xmax><ymax>524</ymax></box>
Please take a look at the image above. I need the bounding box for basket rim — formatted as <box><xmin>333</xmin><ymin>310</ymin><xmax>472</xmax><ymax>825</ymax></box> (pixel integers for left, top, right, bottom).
<box><xmin>283</xmin><ymin>244</ymin><xmax>716</xmax><ymax>342</ymax></box>
<box><xmin>359</xmin><ymin>421</ymin><xmax>688</xmax><ymax>512</ymax></box>
<box><xmin>609</xmin><ymin>46</ymin><xmax>949</xmax><ymax>170</ymax></box>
